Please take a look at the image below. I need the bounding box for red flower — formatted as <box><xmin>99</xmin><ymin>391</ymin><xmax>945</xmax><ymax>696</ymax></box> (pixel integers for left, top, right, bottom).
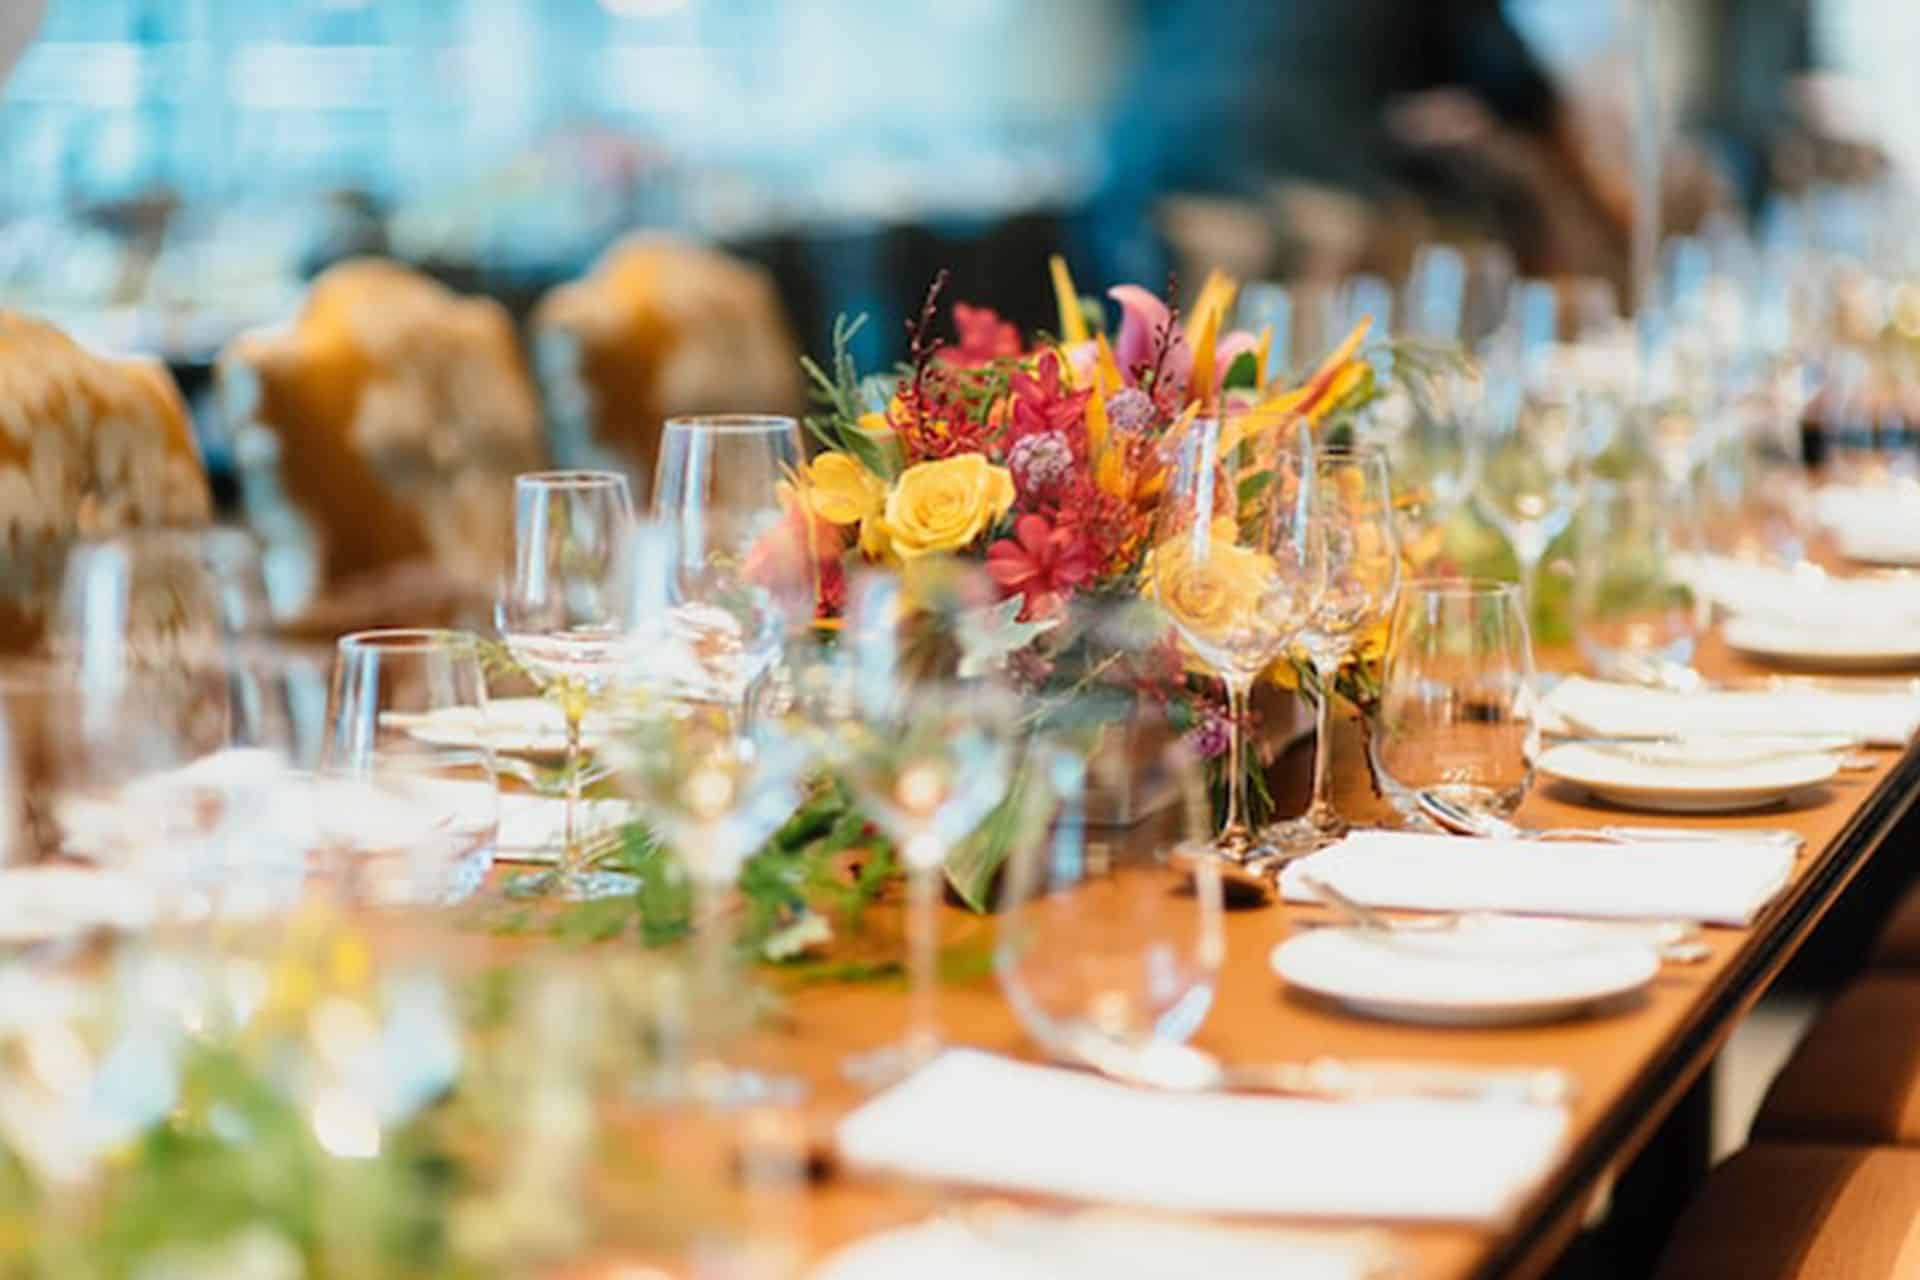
<box><xmin>986</xmin><ymin>513</ymin><xmax>1096</xmax><ymax>620</ymax></box>
<box><xmin>1006</xmin><ymin>349</ymin><xmax>1091</xmax><ymax>447</ymax></box>
<box><xmin>936</xmin><ymin>303</ymin><xmax>1024</xmax><ymax>368</ymax></box>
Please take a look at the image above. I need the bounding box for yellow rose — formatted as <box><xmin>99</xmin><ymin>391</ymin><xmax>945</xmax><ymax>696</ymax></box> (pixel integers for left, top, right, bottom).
<box><xmin>1146</xmin><ymin>529</ymin><xmax>1276</xmax><ymax>643</ymax></box>
<box><xmin>882</xmin><ymin>455</ymin><xmax>1016</xmax><ymax>558</ymax></box>
<box><xmin>807</xmin><ymin>452</ymin><xmax>886</xmax><ymax>526</ymax></box>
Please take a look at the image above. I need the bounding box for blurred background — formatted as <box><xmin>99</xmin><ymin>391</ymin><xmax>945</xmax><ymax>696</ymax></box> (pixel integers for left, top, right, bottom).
<box><xmin>0</xmin><ymin>0</ymin><xmax>1910</xmax><ymax>493</ymax></box>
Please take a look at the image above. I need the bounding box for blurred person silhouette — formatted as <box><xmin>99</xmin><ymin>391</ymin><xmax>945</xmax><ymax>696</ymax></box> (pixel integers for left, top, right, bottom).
<box><xmin>1088</xmin><ymin>0</ymin><xmax>1633</xmax><ymax>290</ymax></box>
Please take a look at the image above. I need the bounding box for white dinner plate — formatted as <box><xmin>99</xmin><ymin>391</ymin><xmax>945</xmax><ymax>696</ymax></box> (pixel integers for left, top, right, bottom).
<box><xmin>1535</xmin><ymin>740</ymin><xmax>1841</xmax><ymax>813</ymax></box>
<box><xmin>389</xmin><ymin>697</ymin><xmax>618</xmax><ymax>758</ymax></box>
<box><xmin>1723</xmin><ymin>616</ymin><xmax>1920</xmax><ymax>672</ymax></box>
<box><xmin>1270</xmin><ymin>919</ymin><xmax>1658</xmax><ymax>1027</ymax></box>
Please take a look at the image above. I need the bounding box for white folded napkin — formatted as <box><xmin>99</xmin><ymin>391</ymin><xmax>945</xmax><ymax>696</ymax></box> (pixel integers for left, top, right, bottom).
<box><xmin>1544</xmin><ymin>675</ymin><xmax>1920</xmax><ymax>747</ymax></box>
<box><xmin>1674</xmin><ymin>554</ymin><xmax>1920</xmax><ymax>623</ymax></box>
<box><xmin>835</xmin><ymin>1049</ymin><xmax>1566</xmax><ymax>1224</ymax></box>
<box><xmin>1280</xmin><ymin>830</ymin><xmax>1794</xmax><ymax>926</ymax></box>
<box><xmin>812</xmin><ymin>1210</ymin><xmax>1396</xmax><ymax>1280</ymax></box>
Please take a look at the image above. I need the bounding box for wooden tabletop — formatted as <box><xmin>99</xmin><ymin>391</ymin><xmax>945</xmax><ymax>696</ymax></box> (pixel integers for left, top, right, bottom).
<box><xmin>672</xmin><ymin>631</ymin><xmax>1920</xmax><ymax>1279</ymax></box>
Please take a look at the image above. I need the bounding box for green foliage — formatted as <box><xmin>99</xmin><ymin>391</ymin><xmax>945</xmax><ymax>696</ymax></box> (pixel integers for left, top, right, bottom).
<box><xmin>801</xmin><ymin>313</ymin><xmax>899</xmax><ymax>480</ymax></box>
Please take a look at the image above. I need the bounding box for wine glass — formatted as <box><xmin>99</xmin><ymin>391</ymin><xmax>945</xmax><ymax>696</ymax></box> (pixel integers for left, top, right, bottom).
<box><xmin>1144</xmin><ymin>415</ymin><xmax>1320</xmax><ymax>863</ymax></box>
<box><xmin>995</xmin><ymin>600</ymin><xmax>1222</xmax><ymax>1074</ymax></box>
<box><xmin>497</xmin><ymin>469</ymin><xmax>635</xmax><ymax>899</ymax></box>
<box><xmin>1263</xmin><ymin>445</ymin><xmax>1401</xmax><ymax>853</ymax></box>
<box><xmin>615</xmin><ymin>701</ymin><xmax>815</xmax><ymax>1102</ymax></box>
<box><xmin>1572</xmin><ymin>478</ymin><xmax>1706</xmax><ymax>687</ymax></box>
<box><xmin>1476</xmin><ymin>358</ymin><xmax>1583</xmax><ymax>618</ymax></box>
<box><xmin>831</xmin><ymin>566</ymin><xmax>1018</xmax><ymax>1080</ymax></box>
<box><xmin>320</xmin><ymin>629</ymin><xmax>498</xmax><ymax>908</ymax></box>
<box><xmin>54</xmin><ymin>526</ymin><xmax>273</xmax><ymax>691</ymax></box>
<box><xmin>649</xmin><ymin>415</ymin><xmax>816</xmax><ymax>718</ymax></box>
<box><xmin>1371</xmin><ymin>579</ymin><xmax>1538</xmax><ymax>823</ymax></box>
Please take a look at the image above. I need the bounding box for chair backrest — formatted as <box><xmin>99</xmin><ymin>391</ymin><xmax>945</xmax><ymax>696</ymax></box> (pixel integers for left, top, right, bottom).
<box><xmin>532</xmin><ymin>234</ymin><xmax>803</xmax><ymax>495</ymax></box>
<box><xmin>217</xmin><ymin>259</ymin><xmax>546</xmax><ymax>597</ymax></box>
<box><xmin>0</xmin><ymin>312</ymin><xmax>212</xmax><ymax>652</ymax></box>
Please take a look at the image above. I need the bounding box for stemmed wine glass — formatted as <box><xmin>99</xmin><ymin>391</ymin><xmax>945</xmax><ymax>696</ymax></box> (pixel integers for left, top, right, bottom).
<box><xmin>1263</xmin><ymin>444</ymin><xmax>1401</xmax><ymax>852</ymax></box>
<box><xmin>497</xmin><ymin>469</ymin><xmax>635</xmax><ymax>899</ymax></box>
<box><xmin>649</xmin><ymin>415</ymin><xmax>816</xmax><ymax>720</ymax></box>
<box><xmin>1144</xmin><ymin>415</ymin><xmax>1321</xmax><ymax>865</ymax></box>
<box><xmin>831</xmin><ymin>566</ymin><xmax>1018</xmax><ymax>1079</ymax></box>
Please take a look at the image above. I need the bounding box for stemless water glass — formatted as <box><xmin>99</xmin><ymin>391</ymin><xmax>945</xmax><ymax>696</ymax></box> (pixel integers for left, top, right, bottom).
<box><xmin>320</xmin><ymin>629</ymin><xmax>498</xmax><ymax>908</ymax></box>
<box><xmin>1371</xmin><ymin>580</ymin><xmax>1538</xmax><ymax>823</ymax></box>
<box><xmin>1264</xmin><ymin>445</ymin><xmax>1401</xmax><ymax>852</ymax></box>
<box><xmin>55</xmin><ymin>526</ymin><xmax>273</xmax><ymax>689</ymax></box>
<box><xmin>650</xmin><ymin>415</ymin><xmax>816</xmax><ymax>717</ymax></box>
<box><xmin>1146</xmin><ymin>416</ymin><xmax>1321</xmax><ymax>862</ymax></box>
<box><xmin>832</xmin><ymin>567</ymin><xmax>1018</xmax><ymax>1078</ymax></box>
<box><xmin>498</xmin><ymin>469</ymin><xmax>635</xmax><ymax>898</ymax></box>
<box><xmin>1572</xmin><ymin>479</ymin><xmax>1706</xmax><ymax>686</ymax></box>
<box><xmin>995</xmin><ymin>629</ymin><xmax>1222</xmax><ymax>1074</ymax></box>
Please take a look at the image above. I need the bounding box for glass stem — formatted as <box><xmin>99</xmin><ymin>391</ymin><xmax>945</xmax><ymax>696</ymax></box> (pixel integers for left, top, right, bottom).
<box><xmin>691</xmin><ymin>869</ymin><xmax>735</xmax><ymax>1085</ymax></box>
<box><xmin>906</xmin><ymin>858</ymin><xmax>941</xmax><ymax>1063</ymax></box>
<box><xmin>1307</xmin><ymin>661</ymin><xmax>1338</xmax><ymax>824</ymax></box>
<box><xmin>561</xmin><ymin>689</ymin><xmax>584</xmax><ymax>881</ymax></box>
<box><xmin>1222</xmin><ymin>675</ymin><xmax>1252</xmax><ymax>841</ymax></box>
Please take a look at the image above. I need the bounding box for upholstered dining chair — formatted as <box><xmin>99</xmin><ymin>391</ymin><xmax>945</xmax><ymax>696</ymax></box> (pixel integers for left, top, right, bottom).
<box><xmin>216</xmin><ymin>259</ymin><xmax>546</xmax><ymax>629</ymax></box>
<box><xmin>530</xmin><ymin>233</ymin><xmax>803</xmax><ymax>492</ymax></box>
<box><xmin>0</xmin><ymin>311</ymin><xmax>212</xmax><ymax>653</ymax></box>
<box><xmin>1654</xmin><ymin>1143</ymin><xmax>1920</xmax><ymax>1278</ymax></box>
<box><xmin>1748</xmin><ymin>972</ymin><xmax>1920</xmax><ymax>1147</ymax></box>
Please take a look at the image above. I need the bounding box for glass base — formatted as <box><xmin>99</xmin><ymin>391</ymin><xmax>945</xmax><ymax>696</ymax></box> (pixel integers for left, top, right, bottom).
<box><xmin>506</xmin><ymin>868</ymin><xmax>640</xmax><ymax>901</ymax></box>
<box><xmin>1259</xmin><ymin>809</ymin><xmax>1349</xmax><ymax>857</ymax></box>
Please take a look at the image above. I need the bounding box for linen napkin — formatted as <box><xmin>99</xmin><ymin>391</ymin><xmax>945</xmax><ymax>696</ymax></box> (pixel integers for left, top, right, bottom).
<box><xmin>812</xmin><ymin>1210</ymin><xmax>1398</xmax><ymax>1280</ymax></box>
<box><xmin>1543</xmin><ymin>675</ymin><xmax>1920</xmax><ymax>747</ymax></box>
<box><xmin>1280</xmin><ymin>830</ymin><xmax>1795</xmax><ymax>926</ymax></box>
<box><xmin>834</xmin><ymin>1049</ymin><xmax>1566</xmax><ymax>1224</ymax></box>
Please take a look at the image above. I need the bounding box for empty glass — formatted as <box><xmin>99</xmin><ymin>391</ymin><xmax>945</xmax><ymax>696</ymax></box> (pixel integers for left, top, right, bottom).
<box><xmin>650</xmin><ymin>415</ymin><xmax>815</xmax><ymax>716</ymax></box>
<box><xmin>832</xmin><ymin>567</ymin><xmax>1019</xmax><ymax>1077</ymax></box>
<box><xmin>497</xmin><ymin>469</ymin><xmax>635</xmax><ymax>898</ymax></box>
<box><xmin>1371</xmin><ymin>580</ymin><xmax>1538</xmax><ymax>823</ymax></box>
<box><xmin>1572</xmin><ymin>479</ymin><xmax>1705</xmax><ymax>686</ymax></box>
<box><xmin>1146</xmin><ymin>415</ymin><xmax>1321</xmax><ymax>861</ymax></box>
<box><xmin>320</xmin><ymin>629</ymin><xmax>498</xmax><ymax>908</ymax></box>
<box><xmin>1265</xmin><ymin>445</ymin><xmax>1401</xmax><ymax>851</ymax></box>
<box><xmin>616</xmin><ymin>702</ymin><xmax>814</xmax><ymax>1101</ymax></box>
<box><xmin>996</xmin><ymin>723</ymin><xmax>1221</xmax><ymax>1075</ymax></box>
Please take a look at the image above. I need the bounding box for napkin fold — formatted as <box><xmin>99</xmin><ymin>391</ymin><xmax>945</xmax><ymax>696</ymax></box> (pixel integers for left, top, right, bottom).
<box><xmin>1280</xmin><ymin>830</ymin><xmax>1795</xmax><ymax>926</ymax></box>
<box><xmin>1544</xmin><ymin>675</ymin><xmax>1920</xmax><ymax>747</ymax></box>
<box><xmin>835</xmin><ymin>1049</ymin><xmax>1566</xmax><ymax>1224</ymax></box>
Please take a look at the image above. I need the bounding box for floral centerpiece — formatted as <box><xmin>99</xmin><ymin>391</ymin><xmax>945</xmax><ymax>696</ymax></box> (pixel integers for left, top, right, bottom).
<box><xmin>790</xmin><ymin>261</ymin><xmax>1389</xmax><ymax>890</ymax></box>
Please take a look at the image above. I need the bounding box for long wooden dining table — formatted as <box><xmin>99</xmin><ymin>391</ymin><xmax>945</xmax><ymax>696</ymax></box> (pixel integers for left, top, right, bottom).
<box><xmin>675</xmin><ymin>629</ymin><xmax>1920</xmax><ymax>1280</ymax></box>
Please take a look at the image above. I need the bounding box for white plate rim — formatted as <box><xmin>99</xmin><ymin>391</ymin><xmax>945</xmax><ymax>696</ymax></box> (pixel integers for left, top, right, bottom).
<box><xmin>1268</xmin><ymin>926</ymin><xmax>1658</xmax><ymax>1025</ymax></box>
<box><xmin>1722</xmin><ymin>616</ymin><xmax>1920</xmax><ymax>669</ymax></box>
<box><xmin>1535</xmin><ymin>743</ymin><xmax>1840</xmax><ymax>809</ymax></box>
